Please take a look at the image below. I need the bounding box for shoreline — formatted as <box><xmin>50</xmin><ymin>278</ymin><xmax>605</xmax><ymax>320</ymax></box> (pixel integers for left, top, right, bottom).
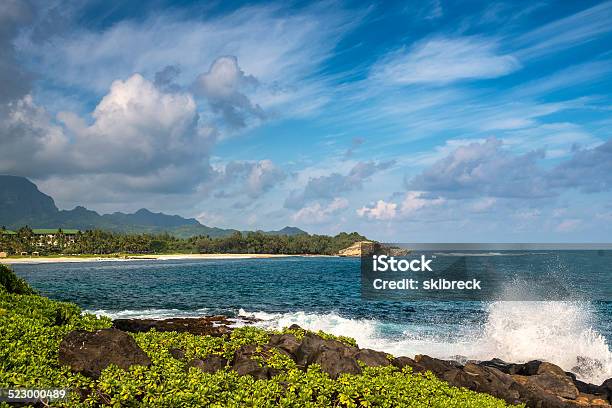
<box><xmin>0</xmin><ymin>253</ymin><xmax>327</xmax><ymax>265</ymax></box>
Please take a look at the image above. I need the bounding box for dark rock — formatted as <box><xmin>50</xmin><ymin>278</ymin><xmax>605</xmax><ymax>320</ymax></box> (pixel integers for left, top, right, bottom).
<box><xmin>355</xmin><ymin>349</ymin><xmax>391</xmax><ymax>367</ymax></box>
<box><xmin>293</xmin><ymin>332</ymin><xmax>361</xmax><ymax>379</ymax></box>
<box><xmin>169</xmin><ymin>348</ymin><xmax>185</xmax><ymax>360</ymax></box>
<box><xmin>311</xmin><ymin>349</ymin><xmax>362</xmax><ymax>379</ymax></box>
<box><xmin>479</xmin><ymin>359</ymin><xmax>544</xmax><ymax>376</ymax></box>
<box><xmin>233</xmin><ymin>358</ymin><xmax>269</xmax><ymax>379</ymax></box>
<box><xmin>295</xmin><ymin>333</ymin><xmax>326</xmax><ymax>366</ymax></box>
<box><xmin>517</xmin><ymin>360</ymin><xmax>545</xmax><ymax>376</ymax></box>
<box><xmin>288</xmin><ymin>324</ymin><xmax>302</xmax><ymax>330</ymax></box>
<box><xmin>232</xmin><ymin>344</ymin><xmax>258</xmax><ymax>364</ymax></box>
<box><xmin>392</xmin><ymin>356</ymin><xmax>427</xmax><ymax>372</ymax></box>
<box><xmin>528</xmin><ymin>362</ymin><xmax>579</xmax><ymax>400</ymax></box>
<box><xmin>59</xmin><ymin>328</ymin><xmax>151</xmax><ymax>379</ymax></box>
<box><xmin>414</xmin><ymin>355</ymin><xmax>461</xmax><ymax>376</ymax></box>
<box><xmin>230</xmin><ymin>344</ymin><xmax>273</xmax><ymax>379</ymax></box>
<box><xmin>574</xmin><ymin>378</ymin><xmax>604</xmax><ymax>396</ymax></box>
<box><xmin>190</xmin><ymin>355</ymin><xmax>228</xmax><ymax>373</ymax></box>
<box><xmin>268</xmin><ymin>333</ymin><xmax>301</xmax><ymax>357</ymax></box>
<box><xmin>601</xmin><ymin>378</ymin><xmax>612</xmax><ymax>402</ymax></box>
<box><xmin>461</xmin><ymin>363</ymin><xmax>521</xmax><ymax>401</ymax></box>
<box><xmin>113</xmin><ymin>317</ymin><xmax>232</xmax><ymax>336</ymax></box>
<box><xmin>510</xmin><ymin>375</ymin><xmax>576</xmax><ymax>408</ymax></box>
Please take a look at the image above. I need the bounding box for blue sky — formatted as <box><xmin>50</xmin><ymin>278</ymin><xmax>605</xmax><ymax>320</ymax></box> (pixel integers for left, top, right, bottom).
<box><xmin>1</xmin><ymin>0</ymin><xmax>611</xmax><ymax>241</ymax></box>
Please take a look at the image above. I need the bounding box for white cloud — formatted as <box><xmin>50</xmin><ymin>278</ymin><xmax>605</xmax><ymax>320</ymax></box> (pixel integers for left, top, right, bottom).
<box><xmin>285</xmin><ymin>160</ymin><xmax>394</xmax><ymax>208</ymax></box>
<box><xmin>357</xmin><ymin>200</ymin><xmax>397</xmax><ymax>220</ymax></box>
<box><xmin>370</xmin><ymin>36</ymin><xmax>520</xmax><ymax>85</ymax></box>
<box><xmin>216</xmin><ymin>159</ymin><xmax>286</xmax><ymax>200</ymax></box>
<box><xmin>292</xmin><ymin>198</ymin><xmax>349</xmax><ymax>224</ymax></box>
<box><xmin>17</xmin><ymin>3</ymin><xmax>357</xmax><ymax>120</ymax></box>
<box><xmin>400</xmin><ymin>191</ymin><xmax>445</xmax><ymax>215</ymax></box>
<box><xmin>195</xmin><ymin>56</ymin><xmax>264</xmax><ymax>128</ymax></box>
<box><xmin>245</xmin><ymin>160</ymin><xmax>286</xmax><ymax>198</ymax></box>
<box><xmin>514</xmin><ymin>1</ymin><xmax>612</xmax><ymax>60</ymax></box>
<box><xmin>1</xmin><ymin>74</ymin><xmax>216</xmax><ymax>194</ymax></box>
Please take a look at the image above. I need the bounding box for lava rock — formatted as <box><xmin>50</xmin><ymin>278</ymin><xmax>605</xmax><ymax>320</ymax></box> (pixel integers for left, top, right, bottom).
<box><xmin>355</xmin><ymin>349</ymin><xmax>391</xmax><ymax>367</ymax></box>
<box><xmin>169</xmin><ymin>348</ymin><xmax>186</xmax><ymax>360</ymax></box>
<box><xmin>268</xmin><ymin>333</ymin><xmax>301</xmax><ymax>356</ymax></box>
<box><xmin>190</xmin><ymin>355</ymin><xmax>228</xmax><ymax>373</ymax></box>
<box><xmin>113</xmin><ymin>317</ymin><xmax>232</xmax><ymax>336</ymax></box>
<box><xmin>59</xmin><ymin>328</ymin><xmax>151</xmax><ymax>379</ymax></box>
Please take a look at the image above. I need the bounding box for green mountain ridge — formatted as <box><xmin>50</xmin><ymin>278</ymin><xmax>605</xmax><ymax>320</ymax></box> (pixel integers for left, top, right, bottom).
<box><xmin>0</xmin><ymin>175</ymin><xmax>308</xmax><ymax>238</ymax></box>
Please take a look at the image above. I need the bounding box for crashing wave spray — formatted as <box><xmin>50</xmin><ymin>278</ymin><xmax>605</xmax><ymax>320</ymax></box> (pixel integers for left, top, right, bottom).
<box><xmin>240</xmin><ymin>301</ymin><xmax>612</xmax><ymax>385</ymax></box>
<box><xmin>475</xmin><ymin>301</ymin><xmax>612</xmax><ymax>384</ymax></box>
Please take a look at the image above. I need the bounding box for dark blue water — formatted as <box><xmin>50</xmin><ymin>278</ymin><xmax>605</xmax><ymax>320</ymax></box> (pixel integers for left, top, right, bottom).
<box><xmin>10</xmin><ymin>254</ymin><xmax>612</xmax><ymax>384</ymax></box>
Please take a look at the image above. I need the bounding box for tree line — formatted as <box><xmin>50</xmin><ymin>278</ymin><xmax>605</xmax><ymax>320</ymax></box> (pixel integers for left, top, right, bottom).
<box><xmin>0</xmin><ymin>227</ymin><xmax>367</xmax><ymax>256</ymax></box>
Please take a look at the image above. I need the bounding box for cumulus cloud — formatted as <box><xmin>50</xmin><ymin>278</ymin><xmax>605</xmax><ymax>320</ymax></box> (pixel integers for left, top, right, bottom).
<box><xmin>0</xmin><ymin>0</ymin><xmax>33</xmax><ymax>104</ymax></box>
<box><xmin>284</xmin><ymin>160</ymin><xmax>395</xmax><ymax>209</ymax></box>
<box><xmin>400</xmin><ymin>191</ymin><xmax>445</xmax><ymax>214</ymax></box>
<box><xmin>217</xmin><ymin>159</ymin><xmax>286</xmax><ymax>199</ymax></box>
<box><xmin>552</xmin><ymin>139</ymin><xmax>612</xmax><ymax>193</ymax></box>
<box><xmin>292</xmin><ymin>198</ymin><xmax>349</xmax><ymax>224</ymax></box>
<box><xmin>195</xmin><ymin>56</ymin><xmax>264</xmax><ymax>128</ymax></box>
<box><xmin>17</xmin><ymin>3</ymin><xmax>356</xmax><ymax>117</ymax></box>
<box><xmin>357</xmin><ymin>191</ymin><xmax>445</xmax><ymax>221</ymax></box>
<box><xmin>370</xmin><ymin>36</ymin><xmax>520</xmax><ymax>85</ymax></box>
<box><xmin>406</xmin><ymin>137</ymin><xmax>612</xmax><ymax>202</ymax></box>
<box><xmin>408</xmin><ymin>138</ymin><xmax>551</xmax><ymax>198</ymax></box>
<box><xmin>356</xmin><ymin>200</ymin><xmax>397</xmax><ymax>220</ymax></box>
<box><xmin>154</xmin><ymin>65</ymin><xmax>181</xmax><ymax>92</ymax></box>
<box><xmin>1</xmin><ymin>74</ymin><xmax>216</xmax><ymax>194</ymax></box>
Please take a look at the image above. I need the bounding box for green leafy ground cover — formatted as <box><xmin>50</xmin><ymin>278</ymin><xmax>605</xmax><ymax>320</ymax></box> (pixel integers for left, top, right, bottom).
<box><xmin>0</xmin><ymin>264</ymin><xmax>518</xmax><ymax>407</ymax></box>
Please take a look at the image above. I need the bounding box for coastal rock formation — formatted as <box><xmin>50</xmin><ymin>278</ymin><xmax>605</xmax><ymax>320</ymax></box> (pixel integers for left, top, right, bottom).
<box><xmin>59</xmin><ymin>328</ymin><xmax>151</xmax><ymax>379</ymax></box>
<box><xmin>337</xmin><ymin>241</ymin><xmax>409</xmax><ymax>257</ymax></box>
<box><xmin>190</xmin><ymin>355</ymin><xmax>228</xmax><ymax>374</ymax></box>
<box><xmin>113</xmin><ymin>316</ymin><xmax>234</xmax><ymax>336</ymax></box>
<box><xmin>224</xmin><ymin>330</ymin><xmax>612</xmax><ymax>407</ymax></box>
<box><xmin>337</xmin><ymin>241</ymin><xmax>376</xmax><ymax>256</ymax></box>
<box><xmin>59</xmin><ymin>321</ymin><xmax>612</xmax><ymax>407</ymax></box>
<box><xmin>400</xmin><ymin>355</ymin><xmax>611</xmax><ymax>408</ymax></box>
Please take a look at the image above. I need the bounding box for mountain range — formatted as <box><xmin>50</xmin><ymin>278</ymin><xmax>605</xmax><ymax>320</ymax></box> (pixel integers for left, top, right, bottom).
<box><xmin>0</xmin><ymin>175</ymin><xmax>307</xmax><ymax>238</ymax></box>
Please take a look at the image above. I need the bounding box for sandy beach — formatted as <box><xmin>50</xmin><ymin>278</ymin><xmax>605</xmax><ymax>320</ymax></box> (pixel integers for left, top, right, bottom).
<box><xmin>0</xmin><ymin>253</ymin><xmax>295</xmax><ymax>265</ymax></box>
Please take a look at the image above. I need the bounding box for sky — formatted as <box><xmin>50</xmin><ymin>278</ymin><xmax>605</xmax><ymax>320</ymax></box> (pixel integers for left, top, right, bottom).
<box><xmin>1</xmin><ymin>0</ymin><xmax>611</xmax><ymax>242</ymax></box>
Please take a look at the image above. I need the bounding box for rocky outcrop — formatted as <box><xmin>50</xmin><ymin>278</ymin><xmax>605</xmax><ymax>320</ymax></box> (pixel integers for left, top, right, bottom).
<box><xmin>59</xmin><ymin>328</ymin><xmax>151</xmax><ymax>379</ymax></box>
<box><xmin>220</xmin><ymin>330</ymin><xmax>612</xmax><ymax>407</ymax></box>
<box><xmin>338</xmin><ymin>241</ymin><xmax>376</xmax><ymax>257</ymax></box>
<box><xmin>113</xmin><ymin>316</ymin><xmax>236</xmax><ymax>336</ymax></box>
<box><xmin>59</xmin><ymin>322</ymin><xmax>612</xmax><ymax>408</ymax></box>
<box><xmin>396</xmin><ymin>355</ymin><xmax>612</xmax><ymax>408</ymax></box>
<box><xmin>190</xmin><ymin>355</ymin><xmax>228</xmax><ymax>374</ymax></box>
<box><xmin>337</xmin><ymin>241</ymin><xmax>409</xmax><ymax>257</ymax></box>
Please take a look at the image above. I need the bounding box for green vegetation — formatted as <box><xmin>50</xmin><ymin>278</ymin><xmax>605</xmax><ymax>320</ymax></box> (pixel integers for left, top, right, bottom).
<box><xmin>0</xmin><ymin>228</ymin><xmax>367</xmax><ymax>256</ymax></box>
<box><xmin>0</xmin><ymin>264</ymin><xmax>516</xmax><ymax>407</ymax></box>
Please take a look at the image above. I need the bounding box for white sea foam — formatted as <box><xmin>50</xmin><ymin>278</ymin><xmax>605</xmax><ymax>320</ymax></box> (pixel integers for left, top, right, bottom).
<box><xmin>85</xmin><ymin>308</ymin><xmax>211</xmax><ymax>320</ymax></box>
<box><xmin>239</xmin><ymin>302</ymin><xmax>612</xmax><ymax>385</ymax></box>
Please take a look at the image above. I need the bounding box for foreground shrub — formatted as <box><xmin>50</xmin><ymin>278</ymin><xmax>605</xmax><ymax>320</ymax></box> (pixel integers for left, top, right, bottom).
<box><xmin>0</xmin><ymin>264</ymin><xmax>35</xmax><ymax>295</ymax></box>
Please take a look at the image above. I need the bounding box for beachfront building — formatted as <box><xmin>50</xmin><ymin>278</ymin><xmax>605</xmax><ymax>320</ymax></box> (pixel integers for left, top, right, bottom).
<box><xmin>32</xmin><ymin>229</ymin><xmax>80</xmax><ymax>248</ymax></box>
<box><xmin>0</xmin><ymin>227</ymin><xmax>80</xmax><ymax>255</ymax></box>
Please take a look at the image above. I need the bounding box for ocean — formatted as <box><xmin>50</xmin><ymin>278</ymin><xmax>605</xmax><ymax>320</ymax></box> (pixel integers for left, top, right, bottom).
<box><xmin>11</xmin><ymin>254</ymin><xmax>612</xmax><ymax>384</ymax></box>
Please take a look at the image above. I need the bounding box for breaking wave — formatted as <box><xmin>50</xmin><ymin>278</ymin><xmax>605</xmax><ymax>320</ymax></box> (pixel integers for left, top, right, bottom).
<box><xmin>239</xmin><ymin>301</ymin><xmax>612</xmax><ymax>385</ymax></box>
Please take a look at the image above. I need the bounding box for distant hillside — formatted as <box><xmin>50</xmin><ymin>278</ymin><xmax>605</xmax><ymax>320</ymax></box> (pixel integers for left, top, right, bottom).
<box><xmin>0</xmin><ymin>175</ymin><xmax>308</xmax><ymax>238</ymax></box>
